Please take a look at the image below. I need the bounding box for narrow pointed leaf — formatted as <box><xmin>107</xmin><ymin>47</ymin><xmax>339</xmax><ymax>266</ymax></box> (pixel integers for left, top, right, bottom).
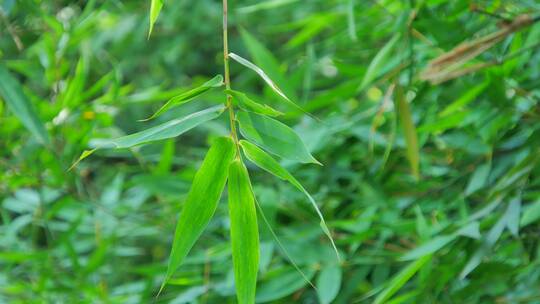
<box><xmin>239</xmin><ymin>140</ymin><xmax>339</xmax><ymax>260</ymax></box>
<box><xmin>101</xmin><ymin>106</ymin><xmax>224</xmax><ymax>148</ymax></box>
<box><xmin>399</xmin><ymin>235</ymin><xmax>456</xmax><ymax>261</ymax></box>
<box><xmin>72</xmin><ymin>106</ymin><xmax>224</xmax><ymax>169</ymax></box>
<box><xmin>237</xmin><ymin>111</ymin><xmax>320</xmax><ymax>164</ymax></box>
<box><xmin>373</xmin><ymin>255</ymin><xmax>431</xmax><ymax>304</ymax></box>
<box><xmin>228</xmin><ymin>160</ymin><xmax>260</xmax><ymax>304</ymax></box>
<box><xmin>239</xmin><ymin>29</ymin><xmax>297</xmax><ymax>101</ymax></box>
<box><xmin>226</xmin><ymin>89</ymin><xmax>283</xmax><ymax>117</ymax></box>
<box><xmin>161</xmin><ymin>137</ymin><xmax>236</xmax><ymax>291</ymax></box>
<box><xmin>148</xmin><ymin>0</ymin><xmax>163</xmax><ymax>38</ymax></box>
<box><xmin>141</xmin><ymin>75</ymin><xmax>223</xmax><ymax>121</ymax></box>
<box><xmin>229</xmin><ymin>52</ymin><xmax>290</xmax><ymax>101</ymax></box>
<box><xmin>229</xmin><ymin>52</ymin><xmax>316</xmax><ymax>120</ymax></box>
<box><xmin>0</xmin><ymin>64</ymin><xmax>49</xmax><ymax>145</ymax></box>
<box><xmin>395</xmin><ymin>85</ymin><xmax>420</xmax><ymax>180</ymax></box>
<box><xmin>360</xmin><ymin>34</ymin><xmax>400</xmax><ymax>91</ymax></box>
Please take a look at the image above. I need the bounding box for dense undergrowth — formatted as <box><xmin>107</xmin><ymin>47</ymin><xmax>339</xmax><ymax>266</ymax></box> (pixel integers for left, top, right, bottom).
<box><xmin>2</xmin><ymin>0</ymin><xmax>540</xmax><ymax>303</ymax></box>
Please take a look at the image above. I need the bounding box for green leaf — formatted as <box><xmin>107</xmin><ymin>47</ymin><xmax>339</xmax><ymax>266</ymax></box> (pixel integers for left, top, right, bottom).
<box><xmin>73</xmin><ymin>106</ymin><xmax>225</xmax><ymax>168</ymax></box>
<box><xmin>228</xmin><ymin>160</ymin><xmax>260</xmax><ymax>304</ymax></box>
<box><xmin>229</xmin><ymin>52</ymin><xmax>316</xmax><ymax>120</ymax></box>
<box><xmin>465</xmin><ymin>163</ymin><xmax>491</xmax><ymax>196</ymax></box>
<box><xmin>255</xmin><ymin>267</ymin><xmax>316</xmax><ymax>303</ymax></box>
<box><xmin>100</xmin><ymin>106</ymin><xmax>224</xmax><ymax>148</ymax></box>
<box><xmin>316</xmin><ymin>264</ymin><xmax>342</xmax><ymax>304</ymax></box>
<box><xmin>226</xmin><ymin>89</ymin><xmax>283</xmax><ymax>117</ymax></box>
<box><xmin>521</xmin><ymin>199</ymin><xmax>540</xmax><ymax>227</ymax></box>
<box><xmin>148</xmin><ymin>0</ymin><xmax>163</xmax><ymax>38</ymax></box>
<box><xmin>373</xmin><ymin>255</ymin><xmax>431</xmax><ymax>304</ymax></box>
<box><xmin>239</xmin><ymin>29</ymin><xmax>298</xmax><ymax>101</ymax></box>
<box><xmin>399</xmin><ymin>235</ymin><xmax>456</xmax><ymax>261</ymax></box>
<box><xmin>141</xmin><ymin>75</ymin><xmax>223</xmax><ymax>121</ymax></box>
<box><xmin>505</xmin><ymin>197</ymin><xmax>521</xmax><ymax>237</ymax></box>
<box><xmin>0</xmin><ymin>64</ymin><xmax>49</xmax><ymax>145</ymax></box>
<box><xmin>395</xmin><ymin>85</ymin><xmax>420</xmax><ymax>179</ymax></box>
<box><xmin>359</xmin><ymin>34</ymin><xmax>400</xmax><ymax>91</ymax></box>
<box><xmin>239</xmin><ymin>139</ymin><xmax>339</xmax><ymax>260</ymax></box>
<box><xmin>160</xmin><ymin>136</ymin><xmax>236</xmax><ymax>293</ymax></box>
<box><xmin>439</xmin><ymin>81</ymin><xmax>489</xmax><ymax>117</ymax></box>
<box><xmin>236</xmin><ymin>111</ymin><xmax>320</xmax><ymax>164</ymax></box>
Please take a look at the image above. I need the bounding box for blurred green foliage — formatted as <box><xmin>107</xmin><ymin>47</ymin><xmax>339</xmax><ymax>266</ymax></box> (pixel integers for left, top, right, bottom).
<box><xmin>2</xmin><ymin>0</ymin><xmax>540</xmax><ymax>303</ymax></box>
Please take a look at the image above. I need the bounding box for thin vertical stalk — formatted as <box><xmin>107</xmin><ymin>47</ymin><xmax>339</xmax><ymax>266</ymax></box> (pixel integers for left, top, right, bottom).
<box><xmin>223</xmin><ymin>0</ymin><xmax>241</xmax><ymax>157</ymax></box>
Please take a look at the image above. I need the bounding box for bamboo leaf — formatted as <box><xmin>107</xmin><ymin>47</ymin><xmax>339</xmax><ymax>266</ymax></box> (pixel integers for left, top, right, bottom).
<box><xmin>72</xmin><ymin>106</ymin><xmax>225</xmax><ymax>168</ymax></box>
<box><xmin>0</xmin><ymin>64</ymin><xmax>49</xmax><ymax>145</ymax></box>
<box><xmin>229</xmin><ymin>52</ymin><xmax>317</xmax><ymax>120</ymax></box>
<box><xmin>148</xmin><ymin>0</ymin><xmax>163</xmax><ymax>38</ymax></box>
<box><xmin>228</xmin><ymin>52</ymin><xmax>291</xmax><ymax>102</ymax></box>
<box><xmin>237</xmin><ymin>111</ymin><xmax>320</xmax><ymax>164</ymax></box>
<box><xmin>373</xmin><ymin>255</ymin><xmax>431</xmax><ymax>304</ymax></box>
<box><xmin>360</xmin><ymin>34</ymin><xmax>400</xmax><ymax>91</ymax></box>
<box><xmin>239</xmin><ymin>140</ymin><xmax>339</xmax><ymax>260</ymax></box>
<box><xmin>238</xmin><ymin>29</ymin><xmax>298</xmax><ymax>101</ymax></box>
<box><xmin>439</xmin><ymin>81</ymin><xmax>489</xmax><ymax>117</ymax></box>
<box><xmin>228</xmin><ymin>160</ymin><xmax>260</xmax><ymax>304</ymax></box>
<box><xmin>399</xmin><ymin>235</ymin><xmax>456</xmax><ymax>261</ymax></box>
<box><xmin>316</xmin><ymin>264</ymin><xmax>342</xmax><ymax>304</ymax></box>
<box><xmin>226</xmin><ymin>89</ymin><xmax>283</xmax><ymax>117</ymax></box>
<box><xmin>395</xmin><ymin>85</ymin><xmax>420</xmax><ymax>180</ymax></box>
<box><xmin>160</xmin><ymin>136</ymin><xmax>236</xmax><ymax>293</ymax></box>
<box><xmin>140</xmin><ymin>75</ymin><xmax>223</xmax><ymax>121</ymax></box>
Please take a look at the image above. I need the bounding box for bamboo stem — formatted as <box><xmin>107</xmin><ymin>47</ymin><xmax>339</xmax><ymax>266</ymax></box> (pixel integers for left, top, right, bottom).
<box><xmin>223</xmin><ymin>0</ymin><xmax>241</xmax><ymax>158</ymax></box>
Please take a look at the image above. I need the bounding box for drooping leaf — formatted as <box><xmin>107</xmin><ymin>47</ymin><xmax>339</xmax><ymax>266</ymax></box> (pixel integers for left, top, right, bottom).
<box><xmin>0</xmin><ymin>64</ymin><xmax>49</xmax><ymax>145</ymax></box>
<box><xmin>141</xmin><ymin>75</ymin><xmax>223</xmax><ymax>121</ymax></box>
<box><xmin>73</xmin><ymin>106</ymin><xmax>225</xmax><ymax>168</ymax></box>
<box><xmin>373</xmin><ymin>255</ymin><xmax>431</xmax><ymax>304</ymax></box>
<box><xmin>239</xmin><ymin>139</ymin><xmax>339</xmax><ymax>260</ymax></box>
<box><xmin>395</xmin><ymin>85</ymin><xmax>420</xmax><ymax>179</ymax></box>
<box><xmin>239</xmin><ymin>29</ymin><xmax>297</xmax><ymax>101</ymax></box>
<box><xmin>228</xmin><ymin>160</ymin><xmax>260</xmax><ymax>304</ymax></box>
<box><xmin>229</xmin><ymin>52</ymin><xmax>316</xmax><ymax>119</ymax></box>
<box><xmin>226</xmin><ymin>89</ymin><xmax>283</xmax><ymax>117</ymax></box>
<box><xmin>316</xmin><ymin>264</ymin><xmax>342</xmax><ymax>304</ymax></box>
<box><xmin>359</xmin><ymin>34</ymin><xmax>400</xmax><ymax>91</ymax></box>
<box><xmin>254</xmin><ymin>195</ymin><xmax>317</xmax><ymax>291</ymax></box>
<box><xmin>148</xmin><ymin>0</ymin><xmax>163</xmax><ymax>38</ymax></box>
<box><xmin>160</xmin><ymin>136</ymin><xmax>236</xmax><ymax>293</ymax></box>
<box><xmin>236</xmin><ymin>111</ymin><xmax>320</xmax><ymax>164</ymax></box>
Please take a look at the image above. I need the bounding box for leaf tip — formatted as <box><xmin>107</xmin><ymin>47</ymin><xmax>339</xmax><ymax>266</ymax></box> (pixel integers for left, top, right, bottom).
<box><xmin>68</xmin><ymin>149</ymin><xmax>97</xmax><ymax>171</ymax></box>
